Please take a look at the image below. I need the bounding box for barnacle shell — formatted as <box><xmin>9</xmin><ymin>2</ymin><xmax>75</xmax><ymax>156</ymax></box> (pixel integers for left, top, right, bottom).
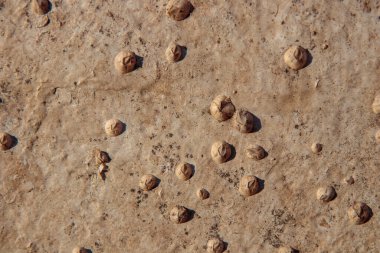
<box><xmin>72</xmin><ymin>247</ymin><xmax>91</xmax><ymax>253</ymax></box>
<box><xmin>0</xmin><ymin>132</ymin><xmax>13</xmax><ymax>151</ymax></box>
<box><xmin>210</xmin><ymin>95</ymin><xmax>235</xmax><ymax>122</ymax></box>
<box><xmin>246</xmin><ymin>145</ymin><xmax>266</xmax><ymax>160</ymax></box>
<box><xmin>94</xmin><ymin>149</ymin><xmax>111</xmax><ymax>164</ymax></box>
<box><xmin>170</xmin><ymin>205</ymin><xmax>191</xmax><ymax>223</ymax></box>
<box><xmin>166</xmin><ymin>0</ymin><xmax>194</xmax><ymax>21</ymax></box>
<box><xmin>114</xmin><ymin>51</ymin><xmax>136</xmax><ymax>74</ymax></box>
<box><xmin>239</xmin><ymin>175</ymin><xmax>260</xmax><ymax>196</ymax></box>
<box><xmin>347</xmin><ymin>201</ymin><xmax>372</xmax><ymax>225</ymax></box>
<box><xmin>232</xmin><ymin>108</ymin><xmax>254</xmax><ymax>133</ymax></box>
<box><xmin>311</xmin><ymin>143</ymin><xmax>323</xmax><ymax>153</ymax></box>
<box><xmin>211</xmin><ymin>141</ymin><xmax>231</xmax><ymax>164</ymax></box>
<box><xmin>104</xmin><ymin>119</ymin><xmax>124</xmax><ymax>136</ymax></box>
<box><xmin>197</xmin><ymin>188</ymin><xmax>210</xmax><ymax>200</ymax></box>
<box><xmin>139</xmin><ymin>174</ymin><xmax>159</xmax><ymax>191</ymax></box>
<box><xmin>316</xmin><ymin>186</ymin><xmax>336</xmax><ymax>202</ymax></box>
<box><xmin>284</xmin><ymin>45</ymin><xmax>308</xmax><ymax>70</ymax></box>
<box><xmin>32</xmin><ymin>0</ymin><xmax>50</xmax><ymax>15</ymax></box>
<box><xmin>166</xmin><ymin>42</ymin><xmax>182</xmax><ymax>62</ymax></box>
<box><xmin>207</xmin><ymin>238</ymin><xmax>225</xmax><ymax>253</ymax></box>
<box><xmin>175</xmin><ymin>162</ymin><xmax>194</xmax><ymax>181</ymax></box>
<box><xmin>278</xmin><ymin>246</ymin><xmax>297</xmax><ymax>253</ymax></box>
<box><xmin>372</xmin><ymin>94</ymin><xmax>380</xmax><ymax>114</ymax></box>
<box><xmin>375</xmin><ymin>130</ymin><xmax>380</xmax><ymax>144</ymax></box>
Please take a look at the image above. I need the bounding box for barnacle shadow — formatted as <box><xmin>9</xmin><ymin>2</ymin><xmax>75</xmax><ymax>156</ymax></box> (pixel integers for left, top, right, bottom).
<box><xmin>10</xmin><ymin>135</ymin><xmax>18</xmax><ymax>149</ymax></box>
<box><xmin>189</xmin><ymin>163</ymin><xmax>195</xmax><ymax>179</ymax></box>
<box><xmin>305</xmin><ymin>49</ymin><xmax>313</xmax><ymax>68</ymax></box>
<box><xmin>227</xmin><ymin>143</ymin><xmax>236</xmax><ymax>162</ymax></box>
<box><xmin>222</xmin><ymin>241</ymin><xmax>228</xmax><ymax>252</ymax></box>
<box><xmin>179</xmin><ymin>46</ymin><xmax>187</xmax><ymax>61</ymax></box>
<box><xmin>47</xmin><ymin>1</ymin><xmax>53</xmax><ymax>12</ymax></box>
<box><xmin>184</xmin><ymin>208</ymin><xmax>195</xmax><ymax>223</ymax></box>
<box><xmin>118</xmin><ymin>122</ymin><xmax>127</xmax><ymax>135</ymax></box>
<box><xmin>257</xmin><ymin>178</ymin><xmax>265</xmax><ymax>194</ymax></box>
<box><xmin>251</xmin><ymin>113</ymin><xmax>262</xmax><ymax>133</ymax></box>
<box><xmin>135</xmin><ymin>55</ymin><xmax>144</xmax><ymax>69</ymax></box>
<box><xmin>363</xmin><ymin>206</ymin><xmax>373</xmax><ymax>224</ymax></box>
<box><xmin>152</xmin><ymin>178</ymin><xmax>161</xmax><ymax>190</ymax></box>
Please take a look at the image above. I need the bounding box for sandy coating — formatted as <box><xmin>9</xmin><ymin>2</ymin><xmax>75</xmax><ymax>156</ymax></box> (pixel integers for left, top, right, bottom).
<box><xmin>283</xmin><ymin>45</ymin><xmax>308</xmax><ymax>70</ymax></box>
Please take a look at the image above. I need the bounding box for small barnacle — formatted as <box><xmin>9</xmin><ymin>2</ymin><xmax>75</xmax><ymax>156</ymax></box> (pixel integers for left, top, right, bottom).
<box><xmin>344</xmin><ymin>175</ymin><xmax>355</xmax><ymax>185</ymax></box>
<box><xmin>98</xmin><ymin>163</ymin><xmax>108</xmax><ymax>175</ymax></box>
<box><xmin>197</xmin><ymin>188</ymin><xmax>210</xmax><ymax>200</ymax></box>
<box><xmin>169</xmin><ymin>205</ymin><xmax>191</xmax><ymax>224</ymax></box>
<box><xmin>166</xmin><ymin>42</ymin><xmax>183</xmax><ymax>62</ymax></box>
<box><xmin>211</xmin><ymin>141</ymin><xmax>232</xmax><ymax>164</ymax></box>
<box><xmin>175</xmin><ymin>162</ymin><xmax>194</xmax><ymax>181</ymax></box>
<box><xmin>246</xmin><ymin>145</ymin><xmax>266</xmax><ymax>160</ymax></box>
<box><xmin>232</xmin><ymin>108</ymin><xmax>254</xmax><ymax>133</ymax></box>
<box><xmin>114</xmin><ymin>51</ymin><xmax>136</xmax><ymax>74</ymax></box>
<box><xmin>347</xmin><ymin>201</ymin><xmax>372</xmax><ymax>225</ymax></box>
<box><xmin>284</xmin><ymin>45</ymin><xmax>308</xmax><ymax>70</ymax></box>
<box><xmin>93</xmin><ymin>149</ymin><xmax>111</xmax><ymax>165</ymax></box>
<box><xmin>372</xmin><ymin>94</ymin><xmax>380</xmax><ymax>114</ymax></box>
<box><xmin>207</xmin><ymin>238</ymin><xmax>225</xmax><ymax>253</ymax></box>
<box><xmin>166</xmin><ymin>0</ymin><xmax>194</xmax><ymax>21</ymax></box>
<box><xmin>210</xmin><ymin>95</ymin><xmax>235</xmax><ymax>122</ymax></box>
<box><xmin>139</xmin><ymin>174</ymin><xmax>159</xmax><ymax>191</ymax></box>
<box><xmin>104</xmin><ymin>119</ymin><xmax>124</xmax><ymax>136</ymax></box>
<box><xmin>375</xmin><ymin>129</ymin><xmax>380</xmax><ymax>144</ymax></box>
<box><xmin>239</xmin><ymin>175</ymin><xmax>260</xmax><ymax>196</ymax></box>
<box><xmin>311</xmin><ymin>142</ymin><xmax>323</xmax><ymax>153</ymax></box>
<box><xmin>316</xmin><ymin>186</ymin><xmax>336</xmax><ymax>202</ymax></box>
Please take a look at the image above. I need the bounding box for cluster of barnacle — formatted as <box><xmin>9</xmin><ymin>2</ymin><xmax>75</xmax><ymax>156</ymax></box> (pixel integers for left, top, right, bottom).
<box><xmin>1</xmin><ymin>0</ymin><xmax>374</xmax><ymax>252</ymax></box>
